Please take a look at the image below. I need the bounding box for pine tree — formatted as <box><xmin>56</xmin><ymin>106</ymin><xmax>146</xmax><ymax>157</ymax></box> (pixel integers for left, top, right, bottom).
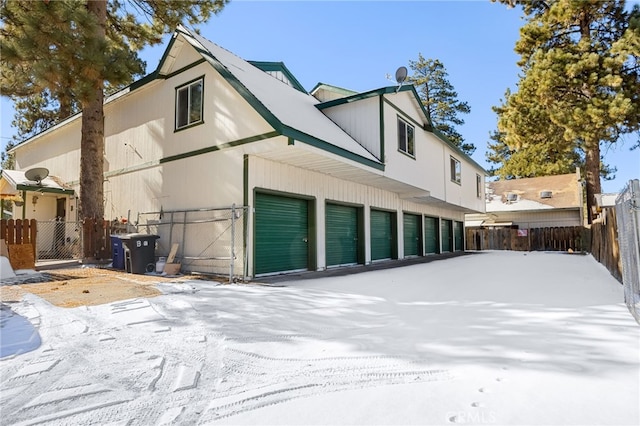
<box><xmin>1</xmin><ymin>0</ymin><xmax>228</xmax><ymax>244</ymax></box>
<box><xmin>492</xmin><ymin>0</ymin><xmax>640</xmax><ymax>222</ymax></box>
<box><xmin>407</xmin><ymin>54</ymin><xmax>475</xmax><ymax>155</ymax></box>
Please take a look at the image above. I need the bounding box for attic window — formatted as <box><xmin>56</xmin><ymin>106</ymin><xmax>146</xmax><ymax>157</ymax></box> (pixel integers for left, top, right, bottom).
<box><xmin>175</xmin><ymin>77</ymin><xmax>204</xmax><ymax>131</ymax></box>
<box><xmin>397</xmin><ymin>117</ymin><xmax>415</xmax><ymax>157</ymax></box>
<box><xmin>450</xmin><ymin>156</ymin><xmax>461</xmax><ymax>184</ymax></box>
<box><xmin>540</xmin><ymin>190</ymin><xmax>553</xmax><ymax>199</ymax></box>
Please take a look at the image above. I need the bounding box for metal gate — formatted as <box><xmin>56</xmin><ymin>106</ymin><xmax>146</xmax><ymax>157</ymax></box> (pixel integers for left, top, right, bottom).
<box><xmin>137</xmin><ymin>205</ymin><xmax>248</xmax><ymax>282</ymax></box>
<box><xmin>615</xmin><ymin>180</ymin><xmax>640</xmax><ymax>322</ymax></box>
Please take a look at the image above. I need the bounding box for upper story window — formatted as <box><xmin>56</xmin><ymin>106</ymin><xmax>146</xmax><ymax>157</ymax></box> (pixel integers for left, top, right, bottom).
<box><xmin>476</xmin><ymin>174</ymin><xmax>482</xmax><ymax>198</ymax></box>
<box><xmin>397</xmin><ymin>117</ymin><xmax>415</xmax><ymax>157</ymax></box>
<box><xmin>175</xmin><ymin>77</ymin><xmax>204</xmax><ymax>130</ymax></box>
<box><xmin>450</xmin><ymin>156</ymin><xmax>461</xmax><ymax>184</ymax></box>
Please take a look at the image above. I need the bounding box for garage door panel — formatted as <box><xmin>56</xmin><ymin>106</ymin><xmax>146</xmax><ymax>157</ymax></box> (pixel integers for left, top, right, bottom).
<box><xmin>403</xmin><ymin>213</ymin><xmax>421</xmax><ymax>257</ymax></box>
<box><xmin>371</xmin><ymin>210</ymin><xmax>393</xmax><ymax>261</ymax></box>
<box><xmin>326</xmin><ymin>204</ymin><xmax>359</xmax><ymax>267</ymax></box>
<box><xmin>425</xmin><ymin>216</ymin><xmax>439</xmax><ymax>254</ymax></box>
<box><xmin>454</xmin><ymin>221</ymin><xmax>464</xmax><ymax>252</ymax></box>
<box><xmin>255</xmin><ymin>193</ymin><xmax>308</xmax><ymax>275</ymax></box>
<box><xmin>441</xmin><ymin>219</ymin><xmax>452</xmax><ymax>253</ymax></box>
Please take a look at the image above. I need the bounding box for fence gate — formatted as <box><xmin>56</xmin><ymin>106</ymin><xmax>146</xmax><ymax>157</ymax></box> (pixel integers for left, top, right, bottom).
<box><xmin>137</xmin><ymin>205</ymin><xmax>248</xmax><ymax>282</ymax></box>
<box><xmin>36</xmin><ymin>220</ymin><xmax>84</xmax><ymax>260</ymax></box>
<box><xmin>615</xmin><ymin>179</ymin><xmax>640</xmax><ymax>322</ymax></box>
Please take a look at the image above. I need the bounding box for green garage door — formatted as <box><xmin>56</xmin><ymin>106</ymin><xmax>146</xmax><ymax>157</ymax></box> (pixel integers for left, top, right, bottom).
<box><xmin>454</xmin><ymin>221</ymin><xmax>464</xmax><ymax>252</ymax></box>
<box><xmin>403</xmin><ymin>213</ymin><xmax>421</xmax><ymax>257</ymax></box>
<box><xmin>441</xmin><ymin>219</ymin><xmax>453</xmax><ymax>252</ymax></box>
<box><xmin>326</xmin><ymin>203</ymin><xmax>359</xmax><ymax>267</ymax></box>
<box><xmin>371</xmin><ymin>209</ymin><xmax>394</xmax><ymax>261</ymax></box>
<box><xmin>424</xmin><ymin>216</ymin><xmax>439</xmax><ymax>254</ymax></box>
<box><xmin>255</xmin><ymin>193</ymin><xmax>309</xmax><ymax>275</ymax></box>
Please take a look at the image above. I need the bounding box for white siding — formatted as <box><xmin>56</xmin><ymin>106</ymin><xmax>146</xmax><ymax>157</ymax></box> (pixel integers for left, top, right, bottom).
<box><xmin>321</xmin><ymin>97</ymin><xmax>381</xmax><ymax>159</ymax></box>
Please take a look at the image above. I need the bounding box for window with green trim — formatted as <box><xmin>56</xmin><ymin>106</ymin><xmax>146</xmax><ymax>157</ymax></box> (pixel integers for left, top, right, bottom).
<box><xmin>450</xmin><ymin>156</ymin><xmax>461</xmax><ymax>184</ymax></box>
<box><xmin>175</xmin><ymin>78</ymin><xmax>203</xmax><ymax>130</ymax></box>
<box><xmin>397</xmin><ymin>117</ymin><xmax>415</xmax><ymax>157</ymax></box>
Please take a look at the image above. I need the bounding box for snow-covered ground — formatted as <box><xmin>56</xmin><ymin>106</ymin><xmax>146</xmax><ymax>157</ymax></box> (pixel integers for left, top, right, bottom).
<box><xmin>1</xmin><ymin>251</ymin><xmax>638</xmax><ymax>425</ymax></box>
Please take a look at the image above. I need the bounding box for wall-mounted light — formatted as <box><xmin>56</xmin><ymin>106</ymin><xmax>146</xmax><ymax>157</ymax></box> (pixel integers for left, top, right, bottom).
<box><xmin>32</xmin><ymin>195</ymin><xmax>38</xmax><ymax>205</ymax></box>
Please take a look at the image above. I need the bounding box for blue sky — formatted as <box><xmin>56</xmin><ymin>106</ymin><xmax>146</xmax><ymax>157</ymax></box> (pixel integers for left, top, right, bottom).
<box><xmin>1</xmin><ymin>0</ymin><xmax>638</xmax><ymax>193</ymax></box>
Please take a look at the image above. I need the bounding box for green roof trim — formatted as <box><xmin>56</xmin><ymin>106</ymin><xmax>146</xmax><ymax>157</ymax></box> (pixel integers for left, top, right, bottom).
<box><xmin>248</xmin><ymin>61</ymin><xmax>307</xmax><ymax>93</ymax></box>
<box><xmin>316</xmin><ymin>85</ymin><xmax>414</xmax><ymax>109</ymax></box>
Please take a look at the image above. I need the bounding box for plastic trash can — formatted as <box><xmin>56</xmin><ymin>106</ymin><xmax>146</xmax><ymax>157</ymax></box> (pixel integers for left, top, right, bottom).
<box><xmin>120</xmin><ymin>233</ymin><xmax>160</xmax><ymax>274</ymax></box>
<box><xmin>110</xmin><ymin>235</ymin><xmax>125</xmax><ymax>270</ymax></box>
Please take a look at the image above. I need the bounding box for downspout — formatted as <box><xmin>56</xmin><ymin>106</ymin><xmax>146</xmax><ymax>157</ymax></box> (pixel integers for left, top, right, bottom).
<box><xmin>21</xmin><ymin>190</ymin><xmax>26</xmax><ymax>219</ymax></box>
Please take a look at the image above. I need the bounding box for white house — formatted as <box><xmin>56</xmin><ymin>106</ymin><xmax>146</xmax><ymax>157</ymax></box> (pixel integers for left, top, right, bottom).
<box><xmin>8</xmin><ymin>26</ymin><xmax>486</xmax><ymax>278</ymax></box>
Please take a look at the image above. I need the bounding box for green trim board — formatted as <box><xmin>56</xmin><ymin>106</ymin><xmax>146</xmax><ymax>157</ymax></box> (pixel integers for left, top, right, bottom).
<box><xmin>160</xmin><ymin>131</ymin><xmax>279</xmax><ymax>164</ymax></box>
<box><xmin>379</xmin><ymin>95</ymin><xmax>385</xmax><ymax>163</ymax></box>
<box><xmin>248</xmin><ymin>61</ymin><xmax>307</xmax><ymax>93</ymax></box>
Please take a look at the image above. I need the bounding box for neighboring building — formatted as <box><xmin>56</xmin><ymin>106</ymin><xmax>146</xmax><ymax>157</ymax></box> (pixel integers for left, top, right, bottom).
<box><xmin>8</xmin><ymin>26</ymin><xmax>486</xmax><ymax>277</ymax></box>
<box><xmin>0</xmin><ymin>169</ymin><xmax>76</xmax><ymax>222</ymax></box>
<box><xmin>465</xmin><ymin>170</ymin><xmax>584</xmax><ymax>230</ymax></box>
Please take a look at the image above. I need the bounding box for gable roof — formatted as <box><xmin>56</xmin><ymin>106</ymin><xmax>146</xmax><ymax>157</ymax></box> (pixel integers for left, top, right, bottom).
<box><xmin>173</xmin><ymin>27</ymin><xmax>383</xmax><ymax>170</ymax></box>
<box><xmin>1</xmin><ymin>170</ymin><xmax>74</xmax><ymax>197</ymax></box>
<box><xmin>486</xmin><ymin>172</ymin><xmax>581</xmax><ymax>212</ymax></box>
<box><xmin>247</xmin><ymin>61</ymin><xmax>307</xmax><ymax>93</ymax></box>
<box><xmin>316</xmin><ymin>85</ymin><xmax>487</xmax><ymax>173</ymax></box>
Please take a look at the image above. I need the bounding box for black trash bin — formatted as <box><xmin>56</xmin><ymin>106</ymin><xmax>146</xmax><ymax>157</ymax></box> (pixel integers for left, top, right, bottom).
<box><xmin>120</xmin><ymin>233</ymin><xmax>160</xmax><ymax>274</ymax></box>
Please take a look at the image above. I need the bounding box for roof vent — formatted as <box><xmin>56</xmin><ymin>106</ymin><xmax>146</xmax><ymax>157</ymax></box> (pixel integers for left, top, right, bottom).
<box><xmin>506</xmin><ymin>193</ymin><xmax>518</xmax><ymax>203</ymax></box>
<box><xmin>540</xmin><ymin>190</ymin><xmax>553</xmax><ymax>199</ymax></box>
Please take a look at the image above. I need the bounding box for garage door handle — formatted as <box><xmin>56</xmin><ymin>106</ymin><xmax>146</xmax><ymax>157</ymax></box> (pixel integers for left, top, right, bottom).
<box><xmin>303</xmin><ymin>237</ymin><xmax>308</xmax><ymax>243</ymax></box>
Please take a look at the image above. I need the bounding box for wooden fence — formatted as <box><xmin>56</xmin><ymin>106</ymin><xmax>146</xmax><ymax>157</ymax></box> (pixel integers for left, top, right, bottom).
<box><xmin>1</xmin><ymin>218</ymin><xmax>112</xmax><ymax>263</ymax></box>
<box><xmin>466</xmin><ymin>226</ymin><xmax>587</xmax><ymax>252</ymax></box>
<box><xmin>466</xmin><ymin>213</ymin><xmax>622</xmax><ymax>282</ymax></box>
<box><xmin>1</xmin><ymin>219</ymin><xmax>37</xmax><ymax>253</ymax></box>
<box><xmin>590</xmin><ymin>208</ymin><xmax>622</xmax><ymax>282</ymax></box>
<box><xmin>82</xmin><ymin>218</ymin><xmax>112</xmax><ymax>261</ymax></box>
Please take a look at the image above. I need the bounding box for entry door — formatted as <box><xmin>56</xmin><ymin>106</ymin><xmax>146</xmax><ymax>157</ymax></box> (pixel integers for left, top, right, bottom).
<box><xmin>424</xmin><ymin>216</ymin><xmax>440</xmax><ymax>254</ymax></box>
<box><xmin>370</xmin><ymin>209</ymin><xmax>394</xmax><ymax>261</ymax></box>
<box><xmin>403</xmin><ymin>213</ymin><xmax>421</xmax><ymax>257</ymax></box>
<box><xmin>326</xmin><ymin>203</ymin><xmax>359</xmax><ymax>267</ymax></box>
<box><xmin>255</xmin><ymin>193</ymin><xmax>309</xmax><ymax>275</ymax></box>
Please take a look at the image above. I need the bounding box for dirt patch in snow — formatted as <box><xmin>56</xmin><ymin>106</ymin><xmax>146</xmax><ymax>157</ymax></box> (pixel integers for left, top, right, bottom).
<box><xmin>0</xmin><ymin>267</ymin><xmax>192</xmax><ymax>308</ymax></box>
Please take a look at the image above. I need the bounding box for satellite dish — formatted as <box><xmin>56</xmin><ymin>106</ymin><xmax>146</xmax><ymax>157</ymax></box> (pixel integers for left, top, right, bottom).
<box><xmin>395</xmin><ymin>66</ymin><xmax>408</xmax><ymax>85</ymax></box>
<box><xmin>24</xmin><ymin>167</ymin><xmax>49</xmax><ymax>185</ymax></box>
